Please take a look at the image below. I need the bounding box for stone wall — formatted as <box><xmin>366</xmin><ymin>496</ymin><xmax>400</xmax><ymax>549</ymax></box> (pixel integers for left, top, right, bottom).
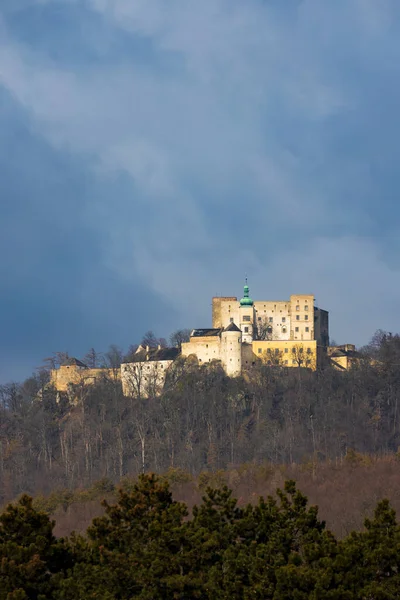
<box><xmin>50</xmin><ymin>365</ymin><xmax>118</xmax><ymax>392</ymax></box>
<box><xmin>120</xmin><ymin>360</ymin><xmax>173</xmax><ymax>397</ymax></box>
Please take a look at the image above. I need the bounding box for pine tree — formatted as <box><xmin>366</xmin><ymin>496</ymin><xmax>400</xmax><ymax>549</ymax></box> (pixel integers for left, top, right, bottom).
<box><xmin>0</xmin><ymin>495</ymin><xmax>70</xmax><ymax>600</ymax></box>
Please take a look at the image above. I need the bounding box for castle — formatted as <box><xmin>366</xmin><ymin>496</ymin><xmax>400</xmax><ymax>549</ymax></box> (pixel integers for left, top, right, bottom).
<box><xmin>50</xmin><ymin>283</ymin><xmax>334</xmax><ymax>397</ymax></box>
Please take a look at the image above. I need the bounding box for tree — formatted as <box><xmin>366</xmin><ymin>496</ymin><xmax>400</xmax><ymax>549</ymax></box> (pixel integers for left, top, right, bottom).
<box><xmin>122</xmin><ymin>344</ymin><xmax>139</xmax><ymax>362</ymax></box>
<box><xmin>83</xmin><ymin>348</ymin><xmax>103</xmax><ymax>369</ymax></box>
<box><xmin>141</xmin><ymin>330</ymin><xmax>159</xmax><ymax>348</ymax></box>
<box><xmin>59</xmin><ymin>474</ymin><xmax>191</xmax><ymax>599</ymax></box>
<box><xmin>169</xmin><ymin>329</ymin><xmax>191</xmax><ymax>348</ymax></box>
<box><xmin>103</xmin><ymin>344</ymin><xmax>123</xmax><ymax>380</ymax></box>
<box><xmin>0</xmin><ymin>495</ymin><xmax>71</xmax><ymax>599</ymax></box>
<box><xmin>256</xmin><ymin>317</ymin><xmax>279</xmax><ymax>341</ymax></box>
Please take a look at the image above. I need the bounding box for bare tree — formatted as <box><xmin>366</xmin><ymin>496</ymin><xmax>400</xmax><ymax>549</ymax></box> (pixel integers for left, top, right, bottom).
<box><xmin>256</xmin><ymin>318</ymin><xmax>280</xmax><ymax>341</ymax></box>
<box><xmin>123</xmin><ymin>344</ymin><xmax>139</xmax><ymax>362</ymax></box>
<box><xmin>169</xmin><ymin>329</ymin><xmax>191</xmax><ymax>348</ymax></box>
<box><xmin>141</xmin><ymin>331</ymin><xmax>159</xmax><ymax>348</ymax></box>
<box><xmin>83</xmin><ymin>348</ymin><xmax>103</xmax><ymax>369</ymax></box>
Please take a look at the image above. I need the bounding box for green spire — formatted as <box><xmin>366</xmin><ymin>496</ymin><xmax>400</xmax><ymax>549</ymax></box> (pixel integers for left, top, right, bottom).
<box><xmin>240</xmin><ymin>279</ymin><xmax>253</xmax><ymax>307</ymax></box>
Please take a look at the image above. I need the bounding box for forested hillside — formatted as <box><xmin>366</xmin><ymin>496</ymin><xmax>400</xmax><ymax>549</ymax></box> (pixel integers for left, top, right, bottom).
<box><xmin>1</xmin><ymin>330</ymin><xmax>400</xmax><ymax>507</ymax></box>
<box><xmin>2</xmin><ymin>474</ymin><xmax>400</xmax><ymax>599</ymax></box>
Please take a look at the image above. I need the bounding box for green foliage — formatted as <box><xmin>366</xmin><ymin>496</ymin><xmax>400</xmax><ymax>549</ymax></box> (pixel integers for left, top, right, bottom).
<box><xmin>0</xmin><ymin>495</ymin><xmax>71</xmax><ymax>599</ymax></box>
<box><xmin>4</xmin><ymin>475</ymin><xmax>400</xmax><ymax>598</ymax></box>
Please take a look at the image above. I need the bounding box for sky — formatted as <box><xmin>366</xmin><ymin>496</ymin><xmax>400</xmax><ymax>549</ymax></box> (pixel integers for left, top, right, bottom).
<box><xmin>1</xmin><ymin>0</ymin><xmax>400</xmax><ymax>382</ymax></box>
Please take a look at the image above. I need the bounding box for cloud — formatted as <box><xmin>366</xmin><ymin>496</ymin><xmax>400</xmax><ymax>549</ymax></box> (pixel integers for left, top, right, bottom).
<box><xmin>1</xmin><ymin>0</ymin><xmax>400</xmax><ymax>379</ymax></box>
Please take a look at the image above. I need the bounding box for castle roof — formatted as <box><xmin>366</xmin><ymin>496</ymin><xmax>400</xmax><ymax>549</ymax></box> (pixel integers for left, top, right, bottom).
<box><xmin>224</xmin><ymin>322</ymin><xmax>241</xmax><ymax>333</ymax></box>
<box><xmin>127</xmin><ymin>347</ymin><xmax>180</xmax><ymax>363</ymax></box>
<box><xmin>190</xmin><ymin>328</ymin><xmax>223</xmax><ymax>338</ymax></box>
<box><xmin>240</xmin><ymin>281</ymin><xmax>253</xmax><ymax>307</ymax></box>
<box><xmin>61</xmin><ymin>357</ymin><xmax>88</xmax><ymax>368</ymax></box>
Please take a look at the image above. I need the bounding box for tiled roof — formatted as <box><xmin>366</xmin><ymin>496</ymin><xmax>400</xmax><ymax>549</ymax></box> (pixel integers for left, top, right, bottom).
<box><xmin>126</xmin><ymin>347</ymin><xmax>180</xmax><ymax>363</ymax></box>
<box><xmin>190</xmin><ymin>328</ymin><xmax>223</xmax><ymax>337</ymax></box>
<box><xmin>61</xmin><ymin>358</ymin><xmax>88</xmax><ymax>368</ymax></box>
<box><xmin>224</xmin><ymin>322</ymin><xmax>241</xmax><ymax>333</ymax></box>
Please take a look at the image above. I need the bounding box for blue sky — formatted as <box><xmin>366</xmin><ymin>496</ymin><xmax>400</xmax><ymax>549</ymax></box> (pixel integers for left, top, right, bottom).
<box><xmin>1</xmin><ymin>0</ymin><xmax>400</xmax><ymax>381</ymax></box>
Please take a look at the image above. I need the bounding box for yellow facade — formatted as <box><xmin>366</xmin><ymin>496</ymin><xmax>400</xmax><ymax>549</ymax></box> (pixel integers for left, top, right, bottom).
<box><xmin>327</xmin><ymin>345</ymin><xmax>361</xmax><ymax>370</ymax></box>
<box><xmin>50</xmin><ymin>364</ymin><xmax>118</xmax><ymax>392</ymax></box>
<box><xmin>252</xmin><ymin>340</ymin><xmax>318</xmax><ymax>370</ymax></box>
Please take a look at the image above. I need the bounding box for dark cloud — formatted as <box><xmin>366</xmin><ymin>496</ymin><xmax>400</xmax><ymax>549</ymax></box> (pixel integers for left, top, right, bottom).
<box><xmin>2</xmin><ymin>0</ymin><xmax>400</xmax><ymax>381</ymax></box>
<box><xmin>0</xmin><ymin>86</ymin><xmax>176</xmax><ymax>382</ymax></box>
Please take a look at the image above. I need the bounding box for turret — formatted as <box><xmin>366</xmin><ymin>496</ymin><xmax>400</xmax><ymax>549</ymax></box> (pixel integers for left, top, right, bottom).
<box><xmin>239</xmin><ymin>280</ymin><xmax>255</xmax><ymax>343</ymax></box>
<box><xmin>221</xmin><ymin>323</ymin><xmax>242</xmax><ymax>376</ymax></box>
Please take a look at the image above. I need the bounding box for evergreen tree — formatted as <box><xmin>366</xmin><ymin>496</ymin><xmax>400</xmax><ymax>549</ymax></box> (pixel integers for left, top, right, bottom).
<box><xmin>0</xmin><ymin>495</ymin><xmax>70</xmax><ymax>600</ymax></box>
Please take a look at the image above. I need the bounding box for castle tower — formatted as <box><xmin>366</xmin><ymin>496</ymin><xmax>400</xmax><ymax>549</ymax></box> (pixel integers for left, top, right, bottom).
<box><xmin>239</xmin><ymin>280</ymin><xmax>255</xmax><ymax>343</ymax></box>
<box><xmin>221</xmin><ymin>322</ymin><xmax>242</xmax><ymax>376</ymax></box>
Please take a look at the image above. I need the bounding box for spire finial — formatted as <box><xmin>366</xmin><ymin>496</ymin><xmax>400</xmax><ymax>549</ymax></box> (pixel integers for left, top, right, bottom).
<box><xmin>240</xmin><ymin>278</ymin><xmax>253</xmax><ymax>306</ymax></box>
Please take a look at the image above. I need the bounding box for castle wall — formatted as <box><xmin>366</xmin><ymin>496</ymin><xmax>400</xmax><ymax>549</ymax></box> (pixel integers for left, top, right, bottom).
<box><xmin>253</xmin><ymin>300</ymin><xmax>291</xmax><ymax>340</ymax></box>
<box><xmin>214</xmin><ymin>294</ymin><xmax>321</xmax><ymax>344</ymax></box>
<box><xmin>121</xmin><ymin>360</ymin><xmax>173</xmax><ymax>397</ymax></box>
<box><xmin>181</xmin><ymin>335</ymin><xmax>222</xmax><ymax>365</ymax></box>
<box><xmin>252</xmin><ymin>339</ymin><xmax>318</xmax><ymax>370</ymax></box>
<box><xmin>314</xmin><ymin>308</ymin><xmax>329</xmax><ymax>346</ymax></box>
<box><xmin>50</xmin><ymin>365</ymin><xmax>118</xmax><ymax>392</ymax></box>
<box><xmin>289</xmin><ymin>295</ymin><xmax>315</xmax><ymax>341</ymax></box>
<box><xmin>212</xmin><ymin>297</ymin><xmax>239</xmax><ymax>328</ymax></box>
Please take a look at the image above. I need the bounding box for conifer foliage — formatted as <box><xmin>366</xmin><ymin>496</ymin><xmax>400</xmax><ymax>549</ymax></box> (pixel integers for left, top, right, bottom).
<box><xmin>2</xmin><ymin>476</ymin><xmax>400</xmax><ymax>598</ymax></box>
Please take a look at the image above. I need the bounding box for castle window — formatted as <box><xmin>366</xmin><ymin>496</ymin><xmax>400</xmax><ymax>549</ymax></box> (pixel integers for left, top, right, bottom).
<box><xmin>305</xmin><ymin>305</ymin><xmax>309</xmax><ymax>310</ymax></box>
<box><xmin>282</xmin><ymin>317</ymin><xmax>286</xmax><ymax>322</ymax></box>
<box><xmin>282</xmin><ymin>327</ymin><xmax>287</xmax><ymax>334</ymax></box>
<box><xmin>305</xmin><ymin>327</ymin><xmax>309</xmax><ymax>332</ymax></box>
<box><xmin>296</xmin><ymin>315</ymin><xmax>300</xmax><ymax>321</ymax></box>
<box><xmin>243</xmin><ymin>315</ymin><xmax>251</xmax><ymax>322</ymax></box>
<box><xmin>258</xmin><ymin>348</ymin><xmax>262</xmax><ymax>353</ymax></box>
<box><xmin>285</xmin><ymin>360</ymin><xmax>288</xmax><ymax>365</ymax></box>
<box><xmin>244</xmin><ymin>327</ymin><xmax>249</xmax><ymax>333</ymax></box>
<box><xmin>292</xmin><ymin>359</ymin><xmax>296</xmax><ymax>364</ymax></box>
<box><xmin>299</xmin><ymin>347</ymin><xmax>303</xmax><ymax>353</ymax></box>
<box><xmin>258</xmin><ymin>317</ymin><xmax>261</xmax><ymax>321</ymax></box>
<box><xmin>296</xmin><ymin>305</ymin><xmax>300</xmax><ymax>311</ymax></box>
<box><xmin>275</xmin><ymin>349</ymin><xmax>279</xmax><ymax>355</ymax></box>
<box><xmin>269</xmin><ymin>317</ymin><xmax>273</xmax><ymax>323</ymax></box>
<box><xmin>307</xmin><ymin>348</ymin><xmax>312</xmax><ymax>354</ymax></box>
<box><xmin>305</xmin><ymin>315</ymin><xmax>308</xmax><ymax>321</ymax></box>
<box><xmin>267</xmin><ymin>326</ymin><xmax>272</xmax><ymax>333</ymax></box>
<box><xmin>230</xmin><ymin>317</ymin><xmax>234</xmax><ymax>323</ymax></box>
<box><xmin>295</xmin><ymin>327</ymin><xmax>299</xmax><ymax>332</ymax></box>
<box><xmin>206</xmin><ymin>344</ymin><xmax>208</xmax><ymax>348</ymax></box>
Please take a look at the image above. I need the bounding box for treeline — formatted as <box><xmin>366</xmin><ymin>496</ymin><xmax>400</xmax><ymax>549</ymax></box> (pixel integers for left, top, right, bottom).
<box><xmin>2</xmin><ymin>474</ymin><xmax>400</xmax><ymax>599</ymax></box>
<box><xmin>1</xmin><ymin>330</ymin><xmax>400</xmax><ymax>504</ymax></box>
